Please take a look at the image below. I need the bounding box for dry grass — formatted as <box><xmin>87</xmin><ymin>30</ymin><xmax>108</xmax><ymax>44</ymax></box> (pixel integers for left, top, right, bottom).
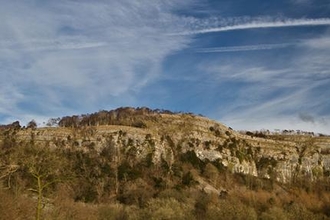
<box><xmin>0</xmin><ymin>189</ymin><xmax>35</xmax><ymax>220</ymax></box>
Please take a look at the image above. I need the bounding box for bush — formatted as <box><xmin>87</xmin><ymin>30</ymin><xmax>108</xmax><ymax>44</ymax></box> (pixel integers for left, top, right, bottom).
<box><xmin>98</xmin><ymin>204</ymin><xmax>129</xmax><ymax>220</ymax></box>
<box><xmin>285</xmin><ymin>203</ymin><xmax>325</xmax><ymax>220</ymax></box>
<box><xmin>206</xmin><ymin>199</ymin><xmax>257</xmax><ymax>220</ymax></box>
<box><xmin>260</xmin><ymin>207</ymin><xmax>288</xmax><ymax>220</ymax></box>
<box><xmin>0</xmin><ymin>190</ymin><xmax>35</xmax><ymax>220</ymax></box>
<box><xmin>118</xmin><ymin>178</ymin><xmax>154</xmax><ymax>208</ymax></box>
<box><xmin>182</xmin><ymin>171</ymin><xmax>196</xmax><ymax>187</ymax></box>
<box><xmin>180</xmin><ymin>150</ymin><xmax>205</xmax><ymax>171</ymax></box>
<box><xmin>141</xmin><ymin>198</ymin><xmax>194</xmax><ymax>220</ymax></box>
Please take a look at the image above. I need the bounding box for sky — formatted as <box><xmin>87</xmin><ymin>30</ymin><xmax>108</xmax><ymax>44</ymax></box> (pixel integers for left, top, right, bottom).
<box><xmin>1</xmin><ymin>0</ymin><xmax>330</xmax><ymax>134</ymax></box>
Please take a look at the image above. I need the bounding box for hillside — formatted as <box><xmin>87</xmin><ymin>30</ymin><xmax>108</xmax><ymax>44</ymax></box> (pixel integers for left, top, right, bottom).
<box><xmin>1</xmin><ymin>107</ymin><xmax>330</xmax><ymax>219</ymax></box>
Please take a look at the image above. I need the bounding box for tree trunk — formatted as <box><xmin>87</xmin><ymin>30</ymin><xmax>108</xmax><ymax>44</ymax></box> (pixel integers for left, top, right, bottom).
<box><xmin>36</xmin><ymin>176</ymin><xmax>42</xmax><ymax>220</ymax></box>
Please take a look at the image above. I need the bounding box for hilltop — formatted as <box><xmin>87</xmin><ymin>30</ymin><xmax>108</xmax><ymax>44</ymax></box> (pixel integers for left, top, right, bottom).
<box><xmin>1</xmin><ymin>107</ymin><xmax>330</xmax><ymax>219</ymax></box>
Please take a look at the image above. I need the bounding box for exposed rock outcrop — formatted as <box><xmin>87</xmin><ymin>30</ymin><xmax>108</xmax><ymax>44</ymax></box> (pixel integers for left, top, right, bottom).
<box><xmin>2</xmin><ymin>108</ymin><xmax>330</xmax><ymax>185</ymax></box>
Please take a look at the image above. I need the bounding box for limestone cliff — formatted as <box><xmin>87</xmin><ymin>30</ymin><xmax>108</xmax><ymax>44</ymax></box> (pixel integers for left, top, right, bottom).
<box><xmin>4</xmin><ymin>107</ymin><xmax>329</xmax><ymax>186</ymax></box>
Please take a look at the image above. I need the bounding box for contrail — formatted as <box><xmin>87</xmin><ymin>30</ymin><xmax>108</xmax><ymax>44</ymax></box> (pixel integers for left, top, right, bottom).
<box><xmin>177</xmin><ymin>18</ymin><xmax>330</xmax><ymax>35</ymax></box>
<box><xmin>0</xmin><ymin>39</ymin><xmax>107</xmax><ymax>51</ymax></box>
<box><xmin>196</xmin><ymin>43</ymin><xmax>293</xmax><ymax>53</ymax></box>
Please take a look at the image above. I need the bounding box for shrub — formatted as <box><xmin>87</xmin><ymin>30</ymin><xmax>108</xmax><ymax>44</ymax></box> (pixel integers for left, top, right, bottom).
<box><xmin>97</xmin><ymin>204</ymin><xmax>129</xmax><ymax>220</ymax></box>
<box><xmin>206</xmin><ymin>199</ymin><xmax>257</xmax><ymax>220</ymax></box>
<box><xmin>182</xmin><ymin>171</ymin><xmax>196</xmax><ymax>187</ymax></box>
<box><xmin>260</xmin><ymin>207</ymin><xmax>288</xmax><ymax>220</ymax></box>
<box><xmin>118</xmin><ymin>178</ymin><xmax>154</xmax><ymax>208</ymax></box>
<box><xmin>141</xmin><ymin>198</ymin><xmax>194</xmax><ymax>220</ymax></box>
<box><xmin>0</xmin><ymin>189</ymin><xmax>35</xmax><ymax>220</ymax></box>
<box><xmin>180</xmin><ymin>150</ymin><xmax>205</xmax><ymax>171</ymax></box>
<box><xmin>285</xmin><ymin>203</ymin><xmax>319</xmax><ymax>220</ymax></box>
<box><xmin>203</xmin><ymin>163</ymin><xmax>219</xmax><ymax>184</ymax></box>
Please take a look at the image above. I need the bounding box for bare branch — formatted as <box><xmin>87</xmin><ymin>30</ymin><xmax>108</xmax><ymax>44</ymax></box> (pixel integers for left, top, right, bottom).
<box><xmin>27</xmin><ymin>188</ymin><xmax>38</xmax><ymax>193</ymax></box>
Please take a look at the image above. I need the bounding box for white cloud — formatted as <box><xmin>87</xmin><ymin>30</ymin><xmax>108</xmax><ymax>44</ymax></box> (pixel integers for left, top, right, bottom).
<box><xmin>302</xmin><ymin>36</ymin><xmax>330</xmax><ymax>49</ymax></box>
<box><xmin>218</xmin><ymin>80</ymin><xmax>330</xmax><ymax>134</ymax></box>
<box><xmin>0</xmin><ymin>0</ymin><xmax>193</xmax><ymax>122</ymax></box>
<box><xmin>202</xmin><ymin>34</ymin><xmax>330</xmax><ymax>134</ymax></box>
<box><xmin>1</xmin><ymin>0</ymin><xmax>330</xmax><ymax>134</ymax></box>
<box><xmin>223</xmin><ymin>115</ymin><xmax>330</xmax><ymax>135</ymax></box>
<box><xmin>0</xmin><ymin>38</ymin><xmax>108</xmax><ymax>52</ymax></box>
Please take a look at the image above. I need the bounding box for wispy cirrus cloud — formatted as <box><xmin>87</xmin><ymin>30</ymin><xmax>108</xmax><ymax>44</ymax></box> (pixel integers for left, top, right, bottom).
<box><xmin>0</xmin><ymin>38</ymin><xmax>108</xmax><ymax>51</ymax></box>
<box><xmin>0</xmin><ymin>0</ymin><xmax>193</xmax><ymax>124</ymax></box>
<box><xmin>215</xmin><ymin>73</ymin><xmax>330</xmax><ymax>133</ymax></box>
<box><xmin>201</xmin><ymin>33</ymin><xmax>330</xmax><ymax>134</ymax></box>
<box><xmin>1</xmin><ymin>0</ymin><xmax>330</xmax><ymax>134</ymax></box>
<box><xmin>196</xmin><ymin>43</ymin><xmax>294</xmax><ymax>53</ymax></box>
<box><xmin>302</xmin><ymin>36</ymin><xmax>330</xmax><ymax>49</ymax></box>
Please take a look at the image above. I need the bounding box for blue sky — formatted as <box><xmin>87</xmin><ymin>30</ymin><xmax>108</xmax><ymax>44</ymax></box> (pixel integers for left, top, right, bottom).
<box><xmin>1</xmin><ymin>0</ymin><xmax>330</xmax><ymax>134</ymax></box>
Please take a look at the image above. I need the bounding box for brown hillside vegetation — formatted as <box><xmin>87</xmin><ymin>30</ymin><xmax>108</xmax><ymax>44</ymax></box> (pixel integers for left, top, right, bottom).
<box><xmin>1</xmin><ymin>107</ymin><xmax>330</xmax><ymax>219</ymax></box>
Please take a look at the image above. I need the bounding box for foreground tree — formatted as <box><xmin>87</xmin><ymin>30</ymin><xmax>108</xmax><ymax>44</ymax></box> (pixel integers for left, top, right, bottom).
<box><xmin>18</xmin><ymin>144</ymin><xmax>69</xmax><ymax>220</ymax></box>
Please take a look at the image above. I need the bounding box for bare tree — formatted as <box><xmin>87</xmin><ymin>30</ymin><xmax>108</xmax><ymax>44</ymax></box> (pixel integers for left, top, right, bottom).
<box><xmin>19</xmin><ymin>144</ymin><xmax>68</xmax><ymax>220</ymax></box>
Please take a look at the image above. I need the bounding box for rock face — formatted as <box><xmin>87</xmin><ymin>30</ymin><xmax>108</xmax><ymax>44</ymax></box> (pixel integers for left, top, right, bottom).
<box><xmin>3</xmin><ymin>108</ymin><xmax>330</xmax><ymax>184</ymax></box>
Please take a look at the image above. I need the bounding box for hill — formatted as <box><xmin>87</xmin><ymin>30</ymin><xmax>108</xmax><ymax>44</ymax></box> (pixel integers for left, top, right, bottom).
<box><xmin>1</xmin><ymin>107</ymin><xmax>330</xmax><ymax>219</ymax></box>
